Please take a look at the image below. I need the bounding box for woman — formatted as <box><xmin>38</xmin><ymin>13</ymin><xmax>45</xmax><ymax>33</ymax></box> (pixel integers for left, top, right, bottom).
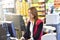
<box><xmin>23</xmin><ymin>7</ymin><xmax>43</xmax><ymax>40</ymax></box>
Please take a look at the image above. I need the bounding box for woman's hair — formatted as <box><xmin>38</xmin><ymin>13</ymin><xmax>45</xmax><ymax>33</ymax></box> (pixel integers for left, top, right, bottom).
<box><xmin>28</xmin><ymin>7</ymin><xmax>38</xmax><ymax>21</ymax></box>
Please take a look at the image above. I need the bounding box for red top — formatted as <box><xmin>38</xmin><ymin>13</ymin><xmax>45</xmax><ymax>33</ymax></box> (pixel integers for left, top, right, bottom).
<box><xmin>33</xmin><ymin>19</ymin><xmax>43</xmax><ymax>40</ymax></box>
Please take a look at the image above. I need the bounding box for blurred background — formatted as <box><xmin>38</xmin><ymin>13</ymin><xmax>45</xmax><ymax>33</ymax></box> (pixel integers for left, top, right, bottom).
<box><xmin>0</xmin><ymin>0</ymin><xmax>60</xmax><ymax>40</ymax></box>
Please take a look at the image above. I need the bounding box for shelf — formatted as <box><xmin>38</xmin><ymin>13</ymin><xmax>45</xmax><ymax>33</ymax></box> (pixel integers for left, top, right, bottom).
<box><xmin>31</xmin><ymin>1</ymin><xmax>46</xmax><ymax>18</ymax></box>
<box><xmin>36</xmin><ymin>5</ymin><xmax>45</xmax><ymax>8</ymax></box>
<box><xmin>38</xmin><ymin>2</ymin><xmax>45</xmax><ymax>4</ymax></box>
<box><xmin>38</xmin><ymin>15</ymin><xmax>45</xmax><ymax>17</ymax></box>
<box><xmin>37</xmin><ymin>10</ymin><xmax>45</xmax><ymax>12</ymax></box>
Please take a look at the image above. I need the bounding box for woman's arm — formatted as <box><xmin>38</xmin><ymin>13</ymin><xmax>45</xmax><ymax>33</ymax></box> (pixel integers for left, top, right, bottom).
<box><xmin>23</xmin><ymin>22</ymin><xmax>31</xmax><ymax>39</ymax></box>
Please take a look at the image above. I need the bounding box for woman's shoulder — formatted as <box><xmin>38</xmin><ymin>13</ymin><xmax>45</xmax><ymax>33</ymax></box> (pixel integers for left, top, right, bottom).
<box><xmin>37</xmin><ymin>19</ymin><xmax>43</xmax><ymax>22</ymax></box>
<box><xmin>36</xmin><ymin>19</ymin><xmax>43</xmax><ymax>25</ymax></box>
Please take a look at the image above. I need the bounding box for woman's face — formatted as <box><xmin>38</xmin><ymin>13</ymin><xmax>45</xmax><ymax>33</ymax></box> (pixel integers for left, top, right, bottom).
<box><xmin>28</xmin><ymin>10</ymin><xmax>34</xmax><ymax>19</ymax></box>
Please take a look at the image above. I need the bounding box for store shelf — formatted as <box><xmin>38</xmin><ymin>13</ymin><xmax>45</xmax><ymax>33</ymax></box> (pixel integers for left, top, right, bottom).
<box><xmin>38</xmin><ymin>10</ymin><xmax>45</xmax><ymax>12</ymax></box>
<box><xmin>31</xmin><ymin>1</ymin><xmax>46</xmax><ymax>18</ymax></box>
<box><xmin>38</xmin><ymin>2</ymin><xmax>45</xmax><ymax>4</ymax></box>
<box><xmin>38</xmin><ymin>15</ymin><xmax>45</xmax><ymax>17</ymax></box>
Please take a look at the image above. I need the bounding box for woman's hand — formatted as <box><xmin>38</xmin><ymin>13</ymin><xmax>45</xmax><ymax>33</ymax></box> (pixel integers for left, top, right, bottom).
<box><xmin>28</xmin><ymin>37</ymin><xmax>34</xmax><ymax>40</ymax></box>
<box><xmin>20</xmin><ymin>37</ymin><xmax>25</xmax><ymax>40</ymax></box>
